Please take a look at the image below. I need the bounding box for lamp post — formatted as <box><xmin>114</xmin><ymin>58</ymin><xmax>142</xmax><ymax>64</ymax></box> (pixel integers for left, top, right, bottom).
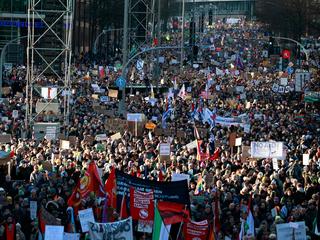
<box><xmin>0</xmin><ymin>35</ymin><xmax>29</xmax><ymax>98</ymax></box>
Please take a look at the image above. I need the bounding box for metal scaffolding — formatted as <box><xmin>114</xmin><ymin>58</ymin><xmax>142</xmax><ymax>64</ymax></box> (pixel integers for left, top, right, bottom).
<box><xmin>125</xmin><ymin>0</ymin><xmax>157</xmax><ymax>61</ymax></box>
<box><xmin>26</xmin><ymin>0</ymin><xmax>74</xmax><ymax>135</ymax></box>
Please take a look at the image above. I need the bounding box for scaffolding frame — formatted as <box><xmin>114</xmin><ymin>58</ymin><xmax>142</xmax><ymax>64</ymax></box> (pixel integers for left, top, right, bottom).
<box><xmin>26</xmin><ymin>0</ymin><xmax>74</xmax><ymax>136</ymax></box>
<box><xmin>128</xmin><ymin>0</ymin><xmax>157</xmax><ymax>57</ymax></box>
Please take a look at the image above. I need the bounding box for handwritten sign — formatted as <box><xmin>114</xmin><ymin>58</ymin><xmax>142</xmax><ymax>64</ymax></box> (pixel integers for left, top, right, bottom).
<box><xmin>78</xmin><ymin>208</ymin><xmax>95</xmax><ymax>232</ymax></box>
<box><xmin>30</xmin><ymin>201</ymin><xmax>37</xmax><ymax>220</ymax></box>
<box><xmin>45</xmin><ymin>226</ymin><xmax>64</xmax><ymax>240</ymax></box>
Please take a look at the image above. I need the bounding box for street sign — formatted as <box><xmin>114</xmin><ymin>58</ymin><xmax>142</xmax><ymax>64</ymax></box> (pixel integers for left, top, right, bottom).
<box><xmin>116</xmin><ymin>76</ymin><xmax>126</xmax><ymax>89</ymax></box>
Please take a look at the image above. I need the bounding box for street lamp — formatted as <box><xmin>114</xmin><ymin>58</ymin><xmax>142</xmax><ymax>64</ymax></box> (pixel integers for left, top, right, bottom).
<box><xmin>0</xmin><ymin>35</ymin><xmax>29</xmax><ymax>98</ymax></box>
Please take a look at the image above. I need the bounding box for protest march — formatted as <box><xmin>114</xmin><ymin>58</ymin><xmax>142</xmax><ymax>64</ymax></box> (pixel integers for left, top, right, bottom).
<box><xmin>0</xmin><ymin>18</ymin><xmax>320</xmax><ymax>240</ymax></box>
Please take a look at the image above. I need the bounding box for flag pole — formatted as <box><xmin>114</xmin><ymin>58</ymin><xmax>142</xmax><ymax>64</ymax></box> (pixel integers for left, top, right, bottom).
<box><xmin>176</xmin><ymin>204</ymin><xmax>187</xmax><ymax>240</ymax></box>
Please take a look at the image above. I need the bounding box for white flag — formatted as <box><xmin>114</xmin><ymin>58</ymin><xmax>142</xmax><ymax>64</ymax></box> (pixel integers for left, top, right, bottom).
<box><xmin>178</xmin><ymin>84</ymin><xmax>186</xmax><ymax>100</ymax></box>
<box><xmin>41</xmin><ymin>87</ymin><xmax>57</xmax><ymax>99</ymax></box>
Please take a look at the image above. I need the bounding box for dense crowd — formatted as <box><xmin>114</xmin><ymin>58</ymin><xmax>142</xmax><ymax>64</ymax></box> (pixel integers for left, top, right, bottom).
<box><xmin>0</xmin><ymin>19</ymin><xmax>320</xmax><ymax>240</ymax></box>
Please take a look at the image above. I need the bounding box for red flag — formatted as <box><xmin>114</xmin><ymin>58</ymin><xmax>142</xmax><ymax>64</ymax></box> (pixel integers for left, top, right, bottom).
<box><xmin>158</xmin><ymin>201</ymin><xmax>189</xmax><ymax>225</ymax></box>
<box><xmin>209</xmin><ymin>147</ymin><xmax>220</xmax><ymax>161</ymax></box>
<box><xmin>79</xmin><ymin>161</ymin><xmax>104</xmax><ymax>198</ymax></box>
<box><xmin>104</xmin><ymin>167</ymin><xmax>117</xmax><ymax>210</ymax></box>
<box><xmin>158</xmin><ymin>170</ymin><xmax>164</xmax><ymax>181</ymax></box>
<box><xmin>282</xmin><ymin>49</ymin><xmax>291</xmax><ymax>59</ymax></box>
<box><xmin>130</xmin><ymin>188</ymin><xmax>154</xmax><ymax>221</ymax></box>
<box><xmin>67</xmin><ymin>181</ymin><xmax>82</xmax><ymax>214</ymax></box>
<box><xmin>120</xmin><ymin>195</ymin><xmax>128</xmax><ymax>219</ymax></box>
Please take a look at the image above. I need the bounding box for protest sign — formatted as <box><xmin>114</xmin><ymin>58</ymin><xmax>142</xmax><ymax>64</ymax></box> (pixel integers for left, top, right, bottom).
<box><xmin>276</xmin><ymin>221</ymin><xmax>306</xmax><ymax>240</ymax></box>
<box><xmin>63</xmin><ymin>233</ymin><xmax>80</xmax><ymax>240</ymax></box>
<box><xmin>95</xmin><ymin>134</ymin><xmax>108</xmax><ymax>141</ymax></box>
<box><xmin>130</xmin><ymin>188</ymin><xmax>154</xmax><ymax>221</ymax></box>
<box><xmin>229</xmin><ymin>132</ymin><xmax>237</xmax><ymax>147</ymax></box>
<box><xmin>0</xmin><ymin>134</ymin><xmax>11</xmax><ymax>143</ymax></box>
<box><xmin>89</xmin><ymin>217</ymin><xmax>133</xmax><ymax>240</ymax></box>
<box><xmin>60</xmin><ymin>140</ymin><xmax>70</xmax><ymax>150</ymax></box>
<box><xmin>30</xmin><ymin>201</ymin><xmax>37</xmax><ymax>220</ymax></box>
<box><xmin>145</xmin><ymin>121</ymin><xmax>157</xmax><ymax>130</ymax></box>
<box><xmin>12</xmin><ymin>110</ymin><xmax>18</xmax><ymax>119</ymax></box>
<box><xmin>303</xmin><ymin>154</ymin><xmax>310</xmax><ymax>166</ymax></box>
<box><xmin>235</xmin><ymin>137</ymin><xmax>242</xmax><ymax>146</ymax></box>
<box><xmin>116</xmin><ymin>170</ymin><xmax>189</xmax><ymax>205</ymax></box>
<box><xmin>172</xmin><ymin>173</ymin><xmax>190</xmax><ymax>184</ymax></box>
<box><xmin>250</xmin><ymin>142</ymin><xmax>283</xmax><ymax>158</ymax></box>
<box><xmin>137</xmin><ymin>220</ymin><xmax>153</xmax><ymax>233</ymax></box>
<box><xmin>159</xmin><ymin>143</ymin><xmax>170</xmax><ymax>162</ymax></box>
<box><xmin>45</xmin><ymin>226</ymin><xmax>64</xmax><ymax>240</ymax></box>
<box><xmin>45</xmin><ymin>126</ymin><xmax>57</xmax><ymax>140</ymax></box>
<box><xmin>78</xmin><ymin>208</ymin><xmax>95</xmax><ymax>232</ymax></box>
<box><xmin>272</xmin><ymin>158</ymin><xmax>279</xmax><ymax>170</ymax></box>
<box><xmin>110</xmin><ymin>132</ymin><xmax>122</xmax><ymax>141</ymax></box>
<box><xmin>186</xmin><ymin>140</ymin><xmax>197</xmax><ymax>150</ymax></box>
<box><xmin>108</xmin><ymin>89</ymin><xmax>118</xmax><ymax>98</ymax></box>
<box><xmin>280</xmin><ymin>78</ymin><xmax>288</xmax><ymax>86</ymax></box>
<box><xmin>183</xmin><ymin>219</ymin><xmax>209</xmax><ymax>240</ymax></box>
<box><xmin>127</xmin><ymin>113</ymin><xmax>145</xmax><ymax>122</ymax></box>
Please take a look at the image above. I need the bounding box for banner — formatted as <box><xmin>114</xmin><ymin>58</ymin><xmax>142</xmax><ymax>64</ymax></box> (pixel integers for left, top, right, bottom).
<box><xmin>116</xmin><ymin>170</ymin><xmax>189</xmax><ymax>205</ymax></box>
<box><xmin>250</xmin><ymin>142</ymin><xmax>283</xmax><ymax>158</ymax></box>
<box><xmin>130</xmin><ymin>188</ymin><xmax>154</xmax><ymax>221</ymax></box>
<box><xmin>89</xmin><ymin>217</ymin><xmax>133</xmax><ymax>240</ymax></box>
<box><xmin>183</xmin><ymin>219</ymin><xmax>209</xmax><ymax>240</ymax></box>
<box><xmin>276</xmin><ymin>221</ymin><xmax>306</xmax><ymax>240</ymax></box>
<box><xmin>78</xmin><ymin>208</ymin><xmax>95</xmax><ymax>232</ymax></box>
<box><xmin>215</xmin><ymin>116</ymin><xmax>242</xmax><ymax>127</ymax></box>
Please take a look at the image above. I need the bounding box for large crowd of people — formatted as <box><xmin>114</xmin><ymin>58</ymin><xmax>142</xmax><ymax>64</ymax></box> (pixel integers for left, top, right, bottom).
<box><xmin>0</xmin><ymin>19</ymin><xmax>320</xmax><ymax>240</ymax></box>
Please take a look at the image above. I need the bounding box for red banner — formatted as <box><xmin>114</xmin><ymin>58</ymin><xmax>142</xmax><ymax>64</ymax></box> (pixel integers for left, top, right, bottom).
<box><xmin>130</xmin><ymin>188</ymin><xmax>154</xmax><ymax>221</ymax></box>
<box><xmin>183</xmin><ymin>219</ymin><xmax>209</xmax><ymax>240</ymax></box>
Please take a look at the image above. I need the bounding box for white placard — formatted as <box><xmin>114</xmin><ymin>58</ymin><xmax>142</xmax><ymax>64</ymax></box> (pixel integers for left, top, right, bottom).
<box><xmin>250</xmin><ymin>142</ymin><xmax>283</xmax><ymax>158</ymax></box>
<box><xmin>95</xmin><ymin>134</ymin><xmax>108</xmax><ymax>141</ymax></box>
<box><xmin>235</xmin><ymin>137</ymin><xmax>242</xmax><ymax>147</ymax></box>
<box><xmin>79</xmin><ymin>208</ymin><xmax>95</xmax><ymax>232</ymax></box>
<box><xmin>110</xmin><ymin>132</ymin><xmax>122</xmax><ymax>141</ymax></box>
<box><xmin>63</xmin><ymin>233</ymin><xmax>80</xmax><ymax>240</ymax></box>
<box><xmin>12</xmin><ymin>110</ymin><xmax>19</xmax><ymax>119</ymax></box>
<box><xmin>45</xmin><ymin>226</ymin><xmax>64</xmax><ymax>240</ymax></box>
<box><xmin>280</xmin><ymin>78</ymin><xmax>288</xmax><ymax>86</ymax></box>
<box><xmin>303</xmin><ymin>154</ymin><xmax>310</xmax><ymax>166</ymax></box>
<box><xmin>186</xmin><ymin>140</ymin><xmax>197</xmax><ymax>150</ymax></box>
<box><xmin>30</xmin><ymin>201</ymin><xmax>37</xmax><ymax>220</ymax></box>
<box><xmin>159</xmin><ymin>143</ymin><xmax>170</xmax><ymax>156</ymax></box>
<box><xmin>172</xmin><ymin>173</ymin><xmax>190</xmax><ymax>184</ymax></box>
<box><xmin>158</xmin><ymin>56</ymin><xmax>165</xmax><ymax>63</ymax></box>
<box><xmin>272</xmin><ymin>158</ymin><xmax>279</xmax><ymax>170</ymax></box>
<box><xmin>276</xmin><ymin>221</ymin><xmax>306</xmax><ymax>240</ymax></box>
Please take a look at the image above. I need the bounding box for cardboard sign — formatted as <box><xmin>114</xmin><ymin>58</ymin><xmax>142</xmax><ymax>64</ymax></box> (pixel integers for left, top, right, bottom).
<box><xmin>60</xmin><ymin>140</ymin><xmax>70</xmax><ymax>150</ymax></box>
<box><xmin>110</xmin><ymin>132</ymin><xmax>122</xmax><ymax>141</ymax></box>
<box><xmin>45</xmin><ymin>226</ymin><xmax>64</xmax><ymax>240</ymax></box>
<box><xmin>229</xmin><ymin>132</ymin><xmax>237</xmax><ymax>147</ymax></box>
<box><xmin>186</xmin><ymin>140</ymin><xmax>197</xmax><ymax>150</ymax></box>
<box><xmin>108</xmin><ymin>89</ymin><xmax>119</xmax><ymax>98</ymax></box>
<box><xmin>78</xmin><ymin>208</ymin><xmax>95</xmax><ymax>232</ymax></box>
<box><xmin>0</xmin><ymin>134</ymin><xmax>11</xmax><ymax>143</ymax></box>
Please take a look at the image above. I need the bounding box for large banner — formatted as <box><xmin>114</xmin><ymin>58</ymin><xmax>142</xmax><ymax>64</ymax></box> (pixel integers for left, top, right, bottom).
<box><xmin>116</xmin><ymin>170</ymin><xmax>189</xmax><ymax>205</ymax></box>
<box><xmin>183</xmin><ymin>219</ymin><xmax>209</xmax><ymax>240</ymax></box>
<box><xmin>250</xmin><ymin>142</ymin><xmax>284</xmax><ymax>158</ymax></box>
<box><xmin>88</xmin><ymin>217</ymin><xmax>133</xmax><ymax>240</ymax></box>
<box><xmin>130</xmin><ymin>188</ymin><xmax>154</xmax><ymax>221</ymax></box>
<box><xmin>215</xmin><ymin>116</ymin><xmax>243</xmax><ymax>127</ymax></box>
